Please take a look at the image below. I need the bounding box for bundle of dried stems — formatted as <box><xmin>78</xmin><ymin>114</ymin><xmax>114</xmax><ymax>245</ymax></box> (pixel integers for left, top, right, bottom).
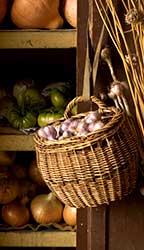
<box><xmin>94</xmin><ymin>0</ymin><xmax>144</xmax><ymax>138</ymax></box>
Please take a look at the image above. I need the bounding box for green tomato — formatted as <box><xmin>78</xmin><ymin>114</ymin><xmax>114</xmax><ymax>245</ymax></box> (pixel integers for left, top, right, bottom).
<box><xmin>37</xmin><ymin>112</ymin><xmax>63</xmax><ymax>127</ymax></box>
<box><xmin>8</xmin><ymin>109</ymin><xmax>37</xmax><ymax>129</ymax></box>
<box><xmin>17</xmin><ymin>88</ymin><xmax>46</xmax><ymax>111</ymax></box>
<box><xmin>50</xmin><ymin>90</ymin><xmax>67</xmax><ymax>108</ymax></box>
<box><xmin>24</xmin><ymin>88</ymin><xmax>42</xmax><ymax>104</ymax></box>
<box><xmin>16</xmin><ymin>92</ymin><xmax>25</xmax><ymax>107</ymax></box>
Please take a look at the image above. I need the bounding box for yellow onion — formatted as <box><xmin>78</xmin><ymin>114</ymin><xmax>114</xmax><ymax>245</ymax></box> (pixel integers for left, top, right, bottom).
<box><xmin>0</xmin><ymin>172</ymin><xmax>19</xmax><ymax>204</ymax></box>
<box><xmin>30</xmin><ymin>192</ymin><xmax>63</xmax><ymax>224</ymax></box>
<box><xmin>11</xmin><ymin>0</ymin><xmax>64</xmax><ymax>29</ymax></box>
<box><xmin>2</xmin><ymin>201</ymin><xmax>30</xmax><ymax>227</ymax></box>
<box><xmin>63</xmin><ymin>205</ymin><xmax>77</xmax><ymax>226</ymax></box>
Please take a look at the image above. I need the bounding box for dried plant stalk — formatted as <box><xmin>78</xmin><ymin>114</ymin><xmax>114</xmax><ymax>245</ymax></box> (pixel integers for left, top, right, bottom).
<box><xmin>94</xmin><ymin>0</ymin><xmax>144</xmax><ymax>138</ymax></box>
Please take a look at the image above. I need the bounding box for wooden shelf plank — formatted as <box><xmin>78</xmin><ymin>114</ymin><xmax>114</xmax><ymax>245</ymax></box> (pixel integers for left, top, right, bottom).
<box><xmin>0</xmin><ymin>134</ymin><xmax>35</xmax><ymax>151</ymax></box>
<box><xmin>0</xmin><ymin>29</ymin><xmax>77</xmax><ymax>49</ymax></box>
<box><xmin>0</xmin><ymin>127</ymin><xmax>34</xmax><ymax>151</ymax></box>
<box><xmin>0</xmin><ymin>230</ymin><xmax>76</xmax><ymax>247</ymax></box>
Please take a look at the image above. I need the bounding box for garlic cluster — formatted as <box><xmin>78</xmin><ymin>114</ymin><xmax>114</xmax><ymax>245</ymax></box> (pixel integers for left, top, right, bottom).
<box><xmin>37</xmin><ymin>111</ymin><xmax>105</xmax><ymax>141</ymax></box>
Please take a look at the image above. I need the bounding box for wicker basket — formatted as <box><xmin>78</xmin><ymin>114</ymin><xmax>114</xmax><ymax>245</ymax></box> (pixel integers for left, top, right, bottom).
<box><xmin>33</xmin><ymin>96</ymin><xmax>139</xmax><ymax>208</ymax></box>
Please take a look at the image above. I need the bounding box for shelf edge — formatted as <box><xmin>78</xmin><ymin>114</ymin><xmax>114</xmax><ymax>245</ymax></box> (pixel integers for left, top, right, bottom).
<box><xmin>0</xmin><ymin>29</ymin><xmax>77</xmax><ymax>49</ymax></box>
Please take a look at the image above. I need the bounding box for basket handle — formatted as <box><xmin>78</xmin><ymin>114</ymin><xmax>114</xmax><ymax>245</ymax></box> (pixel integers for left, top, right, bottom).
<box><xmin>64</xmin><ymin>95</ymin><xmax>107</xmax><ymax>119</ymax></box>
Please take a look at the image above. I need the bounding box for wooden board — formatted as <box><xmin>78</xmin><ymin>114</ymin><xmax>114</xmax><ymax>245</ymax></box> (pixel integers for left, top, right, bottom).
<box><xmin>77</xmin><ymin>207</ymin><xmax>106</xmax><ymax>250</ymax></box>
<box><xmin>0</xmin><ymin>230</ymin><xmax>76</xmax><ymax>247</ymax></box>
<box><xmin>108</xmin><ymin>190</ymin><xmax>144</xmax><ymax>250</ymax></box>
<box><xmin>0</xmin><ymin>29</ymin><xmax>77</xmax><ymax>49</ymax></box>
<box><xmin>0</xmin><ymin>127</ymin><xmax>35</xmax><ymax>151</ymax></box>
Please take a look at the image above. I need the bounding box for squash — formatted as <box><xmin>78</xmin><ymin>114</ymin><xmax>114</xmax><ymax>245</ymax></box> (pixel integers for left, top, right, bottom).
<box><xmin>10</xmin><ymin>0</ymin><xmax>64</xmax><ymax>29</ymax></box>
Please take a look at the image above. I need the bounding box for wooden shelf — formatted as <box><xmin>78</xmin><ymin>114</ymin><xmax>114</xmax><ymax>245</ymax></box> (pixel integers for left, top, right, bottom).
<box><xmin>0</xmin><ymin>230</ymin><xmax>76</xmax><ymax>247</ymax></box>
<box><xmin>0</xmin><ymin>28</ymin><xmax>77</xmax><ymax>249</ymax></box>
<box><xmin>0</xmin><ymin>29</ymin><xmax>77</xmax><ymax>49</ymax></box>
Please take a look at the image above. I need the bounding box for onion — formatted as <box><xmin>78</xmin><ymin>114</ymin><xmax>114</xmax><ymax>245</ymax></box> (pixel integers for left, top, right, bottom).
<box><xmin>30</xmin><ymin>192</ymin><xmax>64</xmax><ymax>224</ymax></box>
<box><xmin>2</xmin><ymin>201</ymin><xmax>30</xmax><ymax>227</ymax></box>
<box><xmin>61</xmin><ymin>0</ymin><xmax>77</xmax><ymax>28</ymax></box>
<box><xmin>0</xmin><ymin>0</ymin><xmax>8</xmax><ymax>24</ymax></box>
<box><xmin>11</xmin><ymin>0</ymin><xmax>64</xmax><ymax>29</ymax></box>
<box><xmin>0</xmin><ymin>151</ymin><xmax>16</xmax><ymax>166</ymax></box>
<box><xmin>28</xmin><ymin>159</ymin><xmax>47</xmax><ymax>188</ymax></box>
<box><xmin>10</xmin><ymin>163</ymin><xmax>27</xmax><ymax>179</ymax></box>
<box><xmin>0</xmin><ymin>172</ymin><xmax>19</xmax><ymax>204</ymax></box>
<box><xmin>63</xmin><ymin>205</ymin><xmax>77</xmax><ymax>226</ymax></box>
<box><xmin>18</xmin><ymin>179</ymin><xmax>37</xmax><ymax>201</ymax></box>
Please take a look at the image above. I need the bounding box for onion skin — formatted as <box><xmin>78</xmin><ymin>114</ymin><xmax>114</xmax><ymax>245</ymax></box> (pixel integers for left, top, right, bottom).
<box><xmin>0</xmin><ymin>0</ymin><xmax>8</xmax><ymax>24</ymax></box>
<box><xmin>28</xmin><ymin>159</ymin><xmax>47</xmax><ymax>188</ymax></box>
<box><xmin>2</xmin><ymin>201</ymin><xmax>30</xmax><ymax>227</ymax></box>
<box><xmin>11</xmin><ymin>0</ymin><xmax>64</xmax><ymax>29</ymax></box>
<box><xmin>18</xmin><ymin>179</ymin><xmax>37</xmax><ymax>201</ymax></box>
<box><xmin>63</xmin><ymin>205</ymin><xmax>77</xmax><ymax>226</ymax></box>
<box><xmin>10</xmin><ymin>163</ymin><xmax>27</xmax><ymax>179</ymax></box>
<box><xmin>30</xmin><ymin>192</ymin><xmax>64</xmax><ymax>224</ymax></box>
<box><xmin>0</xmin><ymin>172</ymin><xmax>19</xmax><ymax>204</ymax></box>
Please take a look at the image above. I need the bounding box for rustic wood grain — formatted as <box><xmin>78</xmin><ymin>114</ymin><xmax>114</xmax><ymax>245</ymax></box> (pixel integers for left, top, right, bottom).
<box><xmin>108</xmin><ymin>190</ymin><xmax>144</xmax><ymax>250</ymax></box>
<box><xmin>0</xmin><ymin>30</ymin><xmax>77</xmax><ymax>49</ymax></box>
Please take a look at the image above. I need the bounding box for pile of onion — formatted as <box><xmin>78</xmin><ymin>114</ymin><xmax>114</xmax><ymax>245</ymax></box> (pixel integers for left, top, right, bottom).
<box><xmin>61</xmin><ymin>0</ymin><xmax>77</xmax><ymax>28</ymax></box>
<box><xmin>30</xmin><ymin>192</ymin><xmax>63</xmax><ymax>224</ymax></box>
<box><xmin>10</xmin><ymin>0</ymin><xmax>64</xmax><ymax>29</ymax></box>
<box><xmin>63</xmin><ymin>205</ymin><xmax>77</xmax><ymax>226</ymax></box>
<box><xmin>0</xmin><ymin>0</ymin><xmax>8</xmax><ymax>24</ymax></box>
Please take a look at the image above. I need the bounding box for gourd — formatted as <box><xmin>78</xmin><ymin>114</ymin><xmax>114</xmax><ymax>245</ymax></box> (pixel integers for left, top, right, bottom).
<box><xmin>10</xmin><ymin>0</ymin><xmax>64</xmax><ymax>29</ymax></box>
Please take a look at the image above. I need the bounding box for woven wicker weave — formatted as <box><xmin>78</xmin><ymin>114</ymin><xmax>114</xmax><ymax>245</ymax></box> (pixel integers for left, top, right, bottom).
<box><xmin>33</xmin><ymin>96</ymin><xmax>139</xmax><ymax>208</ymax></box>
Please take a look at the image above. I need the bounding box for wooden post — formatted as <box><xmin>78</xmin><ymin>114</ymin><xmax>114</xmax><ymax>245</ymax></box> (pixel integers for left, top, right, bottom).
<box><xmin>76</xmin><ymin>1</ymin><xmax>109</xmax><ymax>249</ymax></box>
